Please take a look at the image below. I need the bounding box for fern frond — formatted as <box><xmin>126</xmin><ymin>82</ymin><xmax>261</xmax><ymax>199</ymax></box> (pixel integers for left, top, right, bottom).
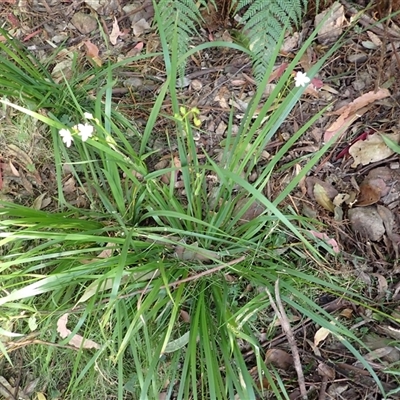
<box><xmin>155</xmin><ymin>0</ymin><xmax>212</xmax><ymax>76</ymax></box>
<box><xmin>234</xmin><ymin>0</ymin><xmax>308</xmax><ymax>82</ymax></box>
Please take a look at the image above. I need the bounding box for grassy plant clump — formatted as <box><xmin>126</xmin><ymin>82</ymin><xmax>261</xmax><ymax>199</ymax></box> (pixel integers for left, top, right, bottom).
<box><xmin>0</xmin><ymin>9</ymin><xmax>387</xmax><ymax>400</ymax></box>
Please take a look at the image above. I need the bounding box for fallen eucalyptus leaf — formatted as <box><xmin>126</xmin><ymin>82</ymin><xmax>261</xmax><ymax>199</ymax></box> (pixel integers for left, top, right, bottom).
<box><xmin>349</xmin><ymin>132</ymin><xmax>400</xmax><ymax>168</ymax></box>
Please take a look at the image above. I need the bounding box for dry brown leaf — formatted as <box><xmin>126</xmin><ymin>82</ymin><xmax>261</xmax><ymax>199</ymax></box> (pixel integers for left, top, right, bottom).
<box><xmin>324</xmin><ymin>88</ymin><xmax>390</xmax><ymax>142</ymax></box>
<box><xmin>348</xmin><ymin>206</ymin><xmax>385</xmax><ymax>241</ymax></box>
<box><xmin>356</xmin><ymin>179</ymin><xmax>386</xmax><ymax>206</ymax></box>
<box><xmin>62</xmin><ymin>176</ymin><xmax>76</xmax><ymax>194</ymax></box>
<box><xmin>126</xmin><ymin>41</ymin><xmax>144</xmax><ymax>57</ymax></box>
<box><xmin>8</xmin><ymin>160</ymin><xmax>19</xmax><ymax>176</ymax></box>
<box><xmin>365</xmin><ymin>347</ymin><xmax>400</xmax><ymax>363</ymax></box>
<box><xmin>324</xmin><ymin>106</ymin><xmax>370</xmax><ymax>143</ymax></box>
<box><xmin>306</xmin><ymin>177</ymin><xmax>338</xmax><ymax>200</ymax></box>
<box><xmin>109</xmin><ymin>17</ymin><xmax>122</xmax><ymax>45</ymax></box>
<box><xmin>132</xmin><ymin>18</ymin><xmax>151</xmax><ymax>36</ymax></box>
<box><xmin>332</xmin><ymin>88</ymin><xmax>390</xmax><ymax>117</ymax></box>
<box><xmin>32</xmin><ymin>193</ymin><xmax>49</xmax><ymax>210</ymax></box>
<box><xmin>339</xmin><ymin>308</ymin><xmax>353</xmax><ymax>318</ymax></box>
<box><xmin>317</xmin><ymin>362</ymin><xmax>335</xmax><ymax>379</ymax></box>
<box><xmin>19</xmin><ymin>169</ymin><xmax>34</xmax><ymax>194</ymax></box>
<box><xmin>367</xmin><ymin>31</ymin><xmax>382</xmax><ymax>47</ymax></box>
<box><xmin>57</xmin><ymin>313</ymin><xmax>100</xmax><ymax>349</ymax></box>
<box><xmin>235</xmin><ymin>198</ymin><xmax>266</xmax><ymax>224</ymax></box>
<box><xmin>377</xmin><ymin>204</ymin><xmax>400</xmax><ymax>257</ymax></box>
<box><xmin>265</xmin><ymin>348</ymin><xmax>293</xmax><ymax>370</ymax></box>
<box><xmin>315</xmin><ymin>1</ymin><xmax>345</xmax><ymax>45</ymax></box>
<box><xmin>314</xmin><ymin>183</ymin><xmax>335</xmax><ymax>212</ymax></box>
<box><xmin>371</xmin><ymin>272</ymin><xmax>388</xmax><ymax>301</ymax></box>
<box><xmin>84</xmin><ymin>40</ymin><xmax>102</xmax><ymax>67</ymax></box>
<box><xmin>309</xmin><ymin>230</ymin><xmax>340</xmax><ymax>253</ymax></box>
<box><xmin>314</xmin><ymin>326</ymin><xmax>332</xmax><ymax>346</ymax></box>
<box><xmin>179</xmin><ymin>309</ymin><xmax>191</xmax><ymax>323</ymax></box>
<box><xmin>349</xmin><ymin>132</ymin><xmax>400</xmax><ymax>168</ymax></box>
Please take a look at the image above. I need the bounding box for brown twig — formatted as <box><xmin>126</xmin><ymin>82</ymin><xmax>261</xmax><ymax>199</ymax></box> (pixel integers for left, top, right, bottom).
<box><xmin>265</xmin><ymin>280</ymin><xmax>308</xmax><ymax>399</ymax></box>
<box><xmin>318</xmin><ymin>376</ymin><xmax>328</xmax><ymax>400</ymax></box>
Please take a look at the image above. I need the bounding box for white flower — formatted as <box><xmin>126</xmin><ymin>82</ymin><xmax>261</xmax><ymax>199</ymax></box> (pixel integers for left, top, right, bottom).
<box><xmin>84</xmin><ymin>112</ymin><xmax>93</xmax><ymax>120</ymax></box>
<box><xmin>59</xmin><ymin>128</ymin><xmax>73</xmax><ymax>147</ymax></box>
<box><xmin>76</xmin><ymin>123</ymin><xmax>94</xmax><ymax>142</ymax></box>
<box><xmin>294</xmin><ymin>71</ymin><xmax>311</xmax><ymax>87</ymax></box>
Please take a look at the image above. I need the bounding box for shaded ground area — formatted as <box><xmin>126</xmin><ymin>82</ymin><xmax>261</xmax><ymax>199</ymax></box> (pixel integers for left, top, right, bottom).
<box><xmin>1</xmin><ymin>0</ymin><xmax>400</xmax><ymax>398</ymax></box>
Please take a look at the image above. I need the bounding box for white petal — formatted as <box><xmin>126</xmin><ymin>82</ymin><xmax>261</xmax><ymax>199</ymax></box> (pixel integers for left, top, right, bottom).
<box><xmin>77</xmin><ymin>123</ymin><xmax>94</xmax><ymax>141</ymax></box>
<box><xmin>59</xmin><ymin>128</ymin><xmax>74</xmax><ymax>147</ymax></box>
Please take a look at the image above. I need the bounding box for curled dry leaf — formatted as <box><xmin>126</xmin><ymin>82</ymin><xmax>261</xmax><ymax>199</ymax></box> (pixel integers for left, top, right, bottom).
<box><xmin>265</xmin><ymin>348</ymin><xmax>293</xmax><ymax>370</ymax></box>
<box><xmin>356</xmin><ymin>178</ymin><xmax>388</xmax><ymax>206</ymax></box>
<box><xmin>9</xmin><ymin>160</ymin><xmax>19</xmax><ymax>176</ymax></box>
<box><xmin>57</xmin><ymin>313</ymin><xmax>100</xmax><ymax>349</ymax></box>
<box><xmin>314</xmin><ymin>326</ymin><xmax>332</xmax><ymax>347</ymax></box>
<box><xmin>349</xmin><ymin>132</ymin><xmax>400</xmax><ymax>168</ymax></box>
<box><xmin>314</xmin><ymin>183</ymin><xmax>335</xmax><ymax>212</ymax></box>
<box><xmin>109</xmin><ymin>17</ymin><xmax>122</xmax><ymax>45</ymax></box>
<box><xmin>339</xmin><ymin>308</ymin><xmax>353</xmax><ymax>319</ymax></box>
<box><xmin>333</xmin><ymin>193</ymin><xmax>351</xmax><ymax>207</ymax></box>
